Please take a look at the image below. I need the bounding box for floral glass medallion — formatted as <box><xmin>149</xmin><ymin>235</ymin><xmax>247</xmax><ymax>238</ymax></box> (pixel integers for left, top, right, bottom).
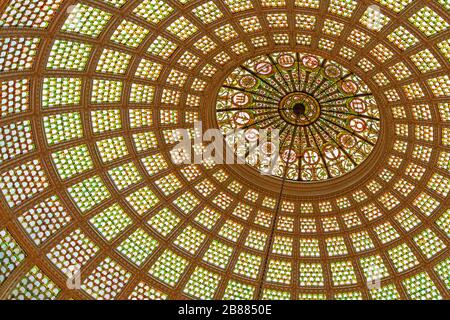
<box><xmin>216</xmin><ymin>52</ymin><xmax>381</xmax><ymax>182</ymax></box>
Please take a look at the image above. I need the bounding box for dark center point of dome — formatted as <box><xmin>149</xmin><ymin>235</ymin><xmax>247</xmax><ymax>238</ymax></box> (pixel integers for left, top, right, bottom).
<box><xmin>293</xmin><ymin>103</ymin><xmax>306</xmax><ymax>116</ymax></box>
<box><xmin>278</xmin><ymin>92</ymin><xmax>321</xmax><ymax>127</ymax></box>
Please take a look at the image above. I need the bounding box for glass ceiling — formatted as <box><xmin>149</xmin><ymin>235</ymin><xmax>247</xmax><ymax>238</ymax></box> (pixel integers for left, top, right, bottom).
<box><xmin>0</xmin><ymin>0</ymin><xmax>449</xmax><ymax>300</ymax></box>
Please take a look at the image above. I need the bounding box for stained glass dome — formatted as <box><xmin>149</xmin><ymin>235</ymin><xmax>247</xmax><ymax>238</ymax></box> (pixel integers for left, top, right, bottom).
<box><xmin>0</xmin><ymin>0</ymin><xmax>449</xmax><ymax>301</ymax></box>
<box><xmin>216</xmin><ymin>52</ymin><xmax>381</xmax><ymax>181</ymax></box>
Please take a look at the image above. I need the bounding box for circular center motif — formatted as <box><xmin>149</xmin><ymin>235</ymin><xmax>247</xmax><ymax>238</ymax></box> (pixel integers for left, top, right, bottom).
<box><xmin>278</xmin><ymin>92</ymin><xmax>321</xmax><ymax>126</ymax></box>
<box><xmin>215</xmin><ymin>52</ymin><xmax>381</xmax><ymax>182</ymax></box>
<box><xmin>293</xmin><ymin>103</ymin><xmax>306</xmax><ymax>116</ymax></box>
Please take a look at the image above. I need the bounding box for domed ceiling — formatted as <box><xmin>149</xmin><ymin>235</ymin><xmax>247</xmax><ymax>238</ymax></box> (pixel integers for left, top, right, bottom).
<box><xmin>0</xmin><ymin>0</ymin><xmax>449</xmax><ymax>300</ymax></box>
